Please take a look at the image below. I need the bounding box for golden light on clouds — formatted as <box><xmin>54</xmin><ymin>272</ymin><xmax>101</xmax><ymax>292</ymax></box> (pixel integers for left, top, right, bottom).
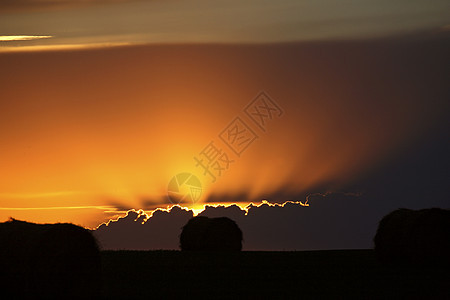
<box><xmin>0</xmin><ymin>42</ymin><xmax>132</xmax><ymax>53</ymax></box>
<box><xmin>0</xmin><ymin>35</ymin><xmax>53</xmax><ymax>41</ymax></box>
<box><xmin>0</xmin><ymin>205</ymin><xmax>113</xmax><ymax>211</ymax></box>
<box><xmin>95</xmin><ymin>199</ymin><xmax>310</xmax><ymax>230</ymax></box>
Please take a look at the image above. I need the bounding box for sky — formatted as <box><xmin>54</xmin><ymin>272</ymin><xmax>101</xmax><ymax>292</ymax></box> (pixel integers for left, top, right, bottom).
<box><xmin>1</xmin><ymin>0</ymin><xmax>449</xmax><ymax>249</ymax></box>
<box><xmin>1</xmin><ymin>0</ymin><xmax>450</xmax><ymax>50</ymax></box>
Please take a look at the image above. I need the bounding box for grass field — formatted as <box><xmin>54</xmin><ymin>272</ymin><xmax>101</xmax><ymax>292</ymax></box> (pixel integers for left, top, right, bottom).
<box><xmin>101</xmin><ymin>250</ymin><xmax>449</xmax><ymax>299</ymax></box>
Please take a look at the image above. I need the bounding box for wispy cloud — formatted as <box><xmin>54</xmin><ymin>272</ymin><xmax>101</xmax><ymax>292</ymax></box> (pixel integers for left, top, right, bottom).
<box><xmin>0</xmin><ymin>41</ymin><xmax>131</xmax><ymax>53</ymax></box>
<box><xmin>0</xmin><ymin>205</ymin><xmax>114</xmax><ymax>210</ymax></box>
<box><xmin>0</xmin><ymin>35</ymin><xmax>53</xmax><ymax>41</ymax></box>
<box><xmin>2</xmin><ymin>0</ymin><xmax>449</xmax><ymax>52</ymax></box>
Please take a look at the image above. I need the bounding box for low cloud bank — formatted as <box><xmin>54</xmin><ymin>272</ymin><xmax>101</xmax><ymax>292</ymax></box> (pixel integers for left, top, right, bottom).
<box><xmin>94</xmin><ymin>192</ymin><xmax>381</xmax><ymax>250</ymax></box>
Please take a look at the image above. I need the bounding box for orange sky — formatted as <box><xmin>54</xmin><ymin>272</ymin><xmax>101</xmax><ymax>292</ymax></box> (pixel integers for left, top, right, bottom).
<box><xmin>1</xmin><ymin>39</ymin><xmax>448</xmax><ymax>227</ymax></box>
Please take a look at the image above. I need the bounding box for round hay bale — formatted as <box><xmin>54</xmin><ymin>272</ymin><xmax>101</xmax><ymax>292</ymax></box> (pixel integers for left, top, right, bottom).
<box><xmin>180</xmin><ymin>216</ymin><xmax>243</xmax><ymax>251</ymax></box>
<box><xmin>0</xmin><ymin>219</ymin><xmax>101</xmax><ymax>298</ymax></box>
<box><xmin>374</xmin><ymin>208</ymin><xmax>450</xmax><ymax>265</ymax></box>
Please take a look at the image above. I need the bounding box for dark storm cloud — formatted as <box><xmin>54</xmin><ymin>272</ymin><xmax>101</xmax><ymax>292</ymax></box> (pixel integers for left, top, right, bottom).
<box><xmin>95</xmin><ymin>206</ymin><xmax>194</xmax><ymax>250</ymax></box>
<box><xmin>94</xmin><ymin>192</ymin><xmax>377</xmax><ymax>250</ymax></box>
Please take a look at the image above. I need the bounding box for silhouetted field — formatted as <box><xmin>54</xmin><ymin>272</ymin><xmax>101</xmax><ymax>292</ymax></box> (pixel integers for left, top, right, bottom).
<box><xmin>101</xmin><ymin>249</ymin><xmax>449</xmax><ymax>299</ymax></box>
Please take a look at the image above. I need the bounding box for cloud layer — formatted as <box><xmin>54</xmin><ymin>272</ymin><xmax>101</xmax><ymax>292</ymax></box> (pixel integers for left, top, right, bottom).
<box><xmin>94</xmin><ymin>192</ymin><xmax>383</xmax><ymax>250</ymax></box>
<box><xmin>2</xmin><ymin>0</ymin><xmax>449</xmax><ymax>50</ymax></box>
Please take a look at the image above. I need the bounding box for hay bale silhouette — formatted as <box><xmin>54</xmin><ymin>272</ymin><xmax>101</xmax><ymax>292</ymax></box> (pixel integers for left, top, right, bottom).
<box><xmin>0</xmin><ymin>219</ymin><xmax>101</xmax><ymax>298</ymax></box>
<box><xmin>180</xmin><ymin>216</ymin><xmax>243</xmax><ymax>251</ymax></box>
<box><xmin>374</xmin><ymin>208</ymin><xmax>450</xmax><ymax>265</ymax></box>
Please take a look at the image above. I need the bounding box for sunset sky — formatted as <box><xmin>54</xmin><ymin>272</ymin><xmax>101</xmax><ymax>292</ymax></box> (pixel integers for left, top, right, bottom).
<box><xmin>1</xmin><ymin>0</ymin><xmax>449</xmax><ymax>237</ymax></box>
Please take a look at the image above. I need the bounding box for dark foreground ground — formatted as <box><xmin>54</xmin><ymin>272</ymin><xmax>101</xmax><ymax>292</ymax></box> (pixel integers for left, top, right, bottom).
<box><xmin>101</xmin><ymin>250</ymin><xmax>449</xmax><ymax>299</ymax></box>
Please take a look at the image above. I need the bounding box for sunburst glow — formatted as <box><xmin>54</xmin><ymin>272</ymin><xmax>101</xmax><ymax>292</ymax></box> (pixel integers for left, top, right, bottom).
<box><xmin>0</xmin><ymin>35</ymin><xmax>53</xmax><ymax>41</ymax></box>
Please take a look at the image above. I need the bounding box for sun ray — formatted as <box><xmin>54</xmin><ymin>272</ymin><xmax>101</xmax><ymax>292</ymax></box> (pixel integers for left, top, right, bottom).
<box><xmin>0</xmin><ymin>35</ymin><xmax>53</xmax><ymax>41</ymax></box>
